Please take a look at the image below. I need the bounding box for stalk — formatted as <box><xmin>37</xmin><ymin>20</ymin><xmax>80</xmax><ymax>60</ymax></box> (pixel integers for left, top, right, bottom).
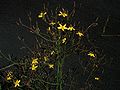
<box><xmin>56</xmin><ymin>31</ymin><xmax>64</xmax><ymax>90</ymax></box>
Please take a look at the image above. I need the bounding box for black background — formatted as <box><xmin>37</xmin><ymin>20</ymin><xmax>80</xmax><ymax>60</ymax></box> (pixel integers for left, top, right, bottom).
<box><xmin>0</xmin><ymin>0</ymin><xmax>120</xmax><ymax>89</ymax></box>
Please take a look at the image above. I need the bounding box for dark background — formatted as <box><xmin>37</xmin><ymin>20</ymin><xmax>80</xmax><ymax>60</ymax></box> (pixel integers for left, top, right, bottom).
<box><xmin>0</xmin><ymin>0</ymin><xmax>120</xmax><ymax>89</ymax></box>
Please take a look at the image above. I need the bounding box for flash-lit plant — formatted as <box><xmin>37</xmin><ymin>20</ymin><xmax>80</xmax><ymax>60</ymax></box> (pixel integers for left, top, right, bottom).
<box><xmin>0</xmin><ymin>3</ymin><xmax>108</xmax><ymax>90</ymax></box>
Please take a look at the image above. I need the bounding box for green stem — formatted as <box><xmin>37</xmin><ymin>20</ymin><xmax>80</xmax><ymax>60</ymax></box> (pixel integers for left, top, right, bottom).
<box><xmin>56</xmin><ymin>60</ymin><xmax>60</xmax><ymax>90</ymax></box>
<box><xmin>56</xmin><ymin>30</ymin><xmax>63</xmax><ymax>90</ymax></box>
<box><xmin>56</xmin><ymin>59</ymin><xmax>63</xmax><ymax>90</ymax></box>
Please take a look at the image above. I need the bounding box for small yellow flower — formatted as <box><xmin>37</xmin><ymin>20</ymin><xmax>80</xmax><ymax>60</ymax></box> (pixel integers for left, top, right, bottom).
<box><xmin>49</xmin><ymin>21</ymin><xmax>55</xmax><ymax>26</ymax></box>
<box><xmin>76</xmin><ymin>31</ymin><xmax>84</xmax><ymax>37</ymax></box>
<box><xmin>32</xmin><ymin>58</ymin><xmax>38</xmax><ymax>65</ymax></box>
<box><xmin>95</xmin><ymin>65</ymin><xmax>98</xmax><ymax>68</ymax></box>
<box><xmin>67</xmin><ymin>25</ymin><xmax>75</xmax><ymax>31</ymax></box>
<box><xmin>44</xmin><ymin>56</ymin><xmax>49</xmax><ymax>62</ymax></box>
<box><xmin>31</xmin><ymin>64</ymin><xmax>38</xmax><ymax>71</ymax></box>
<box><xmin>14</xmin><ymin>79</ymin><xmax>20</xmax><ymax>87</ymax></box>
<box><xmin>38</xmin><ymin>12</ymin><xmax>47</xmax><ymax>18</ymax></box>
<box><xmin>51</xmin><ymin>51</ymin><xmax>55</xmax><ymax>55</ymax></box>
<box><xmin>6</xmin><ymin>71</ymin><xmax>13</xmax><ymax>81</ymax></box>
<box><xmin>58</xmin><ymin>10</ymin><xmax>68</xmax><ymax>17</ymax></box>
<box><xmin>7</xmin><ymin>76</ymin><xmax>12</xmax><ymax>81</ymax></box>
<box><xmin>88</xmin><ymin>52</ymin><xmax>95</xmax><ymax>57</ymax></box>
<box><xmin>95</xmin><ymin>77</ymin><xmax>100</xmax><ymax>80</ymax></box>
<box><xmin>48</xmin><ymin>64</ymin><xmax>54</xmax><ymax>69</ymax></box>
<box><xmin>57</xmin><ymin>24</ymin><xmax>67</xmax><ymax>31</ymax></box>
<box><xmin>47</xmin><ymin>27</ymin><xmax>51</xmax><ymax>31</ymax></box>
<box><xmin>62</xmin><ymin>38</ymin><xmax>66</xmax><ymax>43</ymax></box>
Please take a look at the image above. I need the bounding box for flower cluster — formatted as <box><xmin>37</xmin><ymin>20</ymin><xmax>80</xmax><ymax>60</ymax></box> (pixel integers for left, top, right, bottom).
<box><xmin>38</xmin><ymin>9</ymin><xmax>84</xmax><ymax>38</ymax></box>
<box><xmin>6</xmin><ymin>71</ymin><xmax>21</xmax><ymax>88</ymax></box>
<box><xmin>58</xmin><ymin>9</ymin><xmax>68</xmax><ymax>17</ymax></box>
<box><xmin>31</xmin><ymin>58</ymin><xmax>39</xmax><ymax>71</ymax></box>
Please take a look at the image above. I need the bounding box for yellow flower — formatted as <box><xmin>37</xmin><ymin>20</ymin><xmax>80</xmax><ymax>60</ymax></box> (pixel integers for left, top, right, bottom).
<box><xmin>95</xmin><ymin>65</ymin><xmax>98</xmax><ymax>68</ymax></box>
<box><xmin>31</xmin><ymin>64</ymin><xmax>38</xmax><ymax>71</ymax></box>
<box><xmin>88</xmin><ymin>52</ymin><xmax>95</xmax><ymax>57</ymax></box>
<box><xmin>67</xmin><ymin>25</ymin><xmax>75</xmax><ymax>31</ymax></box>
<box><xmin>47</xmin><ymin>27</ymin><xmax>51</xmax><ymax>31</ymax></box>
<box><xmin>51</xmin><ymin>51</ymin><xmax>55</xmax><ymax>55</ymax></box>
<box><xmin>49</xmin><ymin>21</ymin><xmax>55</xmax><ymax>26</ymax></box>
<box><xmin>32</xmin><ymin>58</ymin><xmax>38</xmax><ymax>65</ymax></box>
<box><xmin>62</xmin><ymin>38</ymin><xmax>66</xmax><ymax>43</ymax></box>
<box><xmin>38</xmin><ymin>12</ymin><xmax>47</xmax><ymax>18</ymax></box>
<box><xmin>7</xmin><ymin>76</ymin><xmax>12</xmax><ymax>81</ymax></box>
<box><xmin>58</xmin><ymin>10</ymin><xmax>68</xmax><ymax>17</ymax></box>
<box><xmin>48</xmin><ymin>64</ymin><xmax>54</xmax><ymax>69</ymax></box>
<box><xmin>6</xmin><ymin>71</ymin><xmax>13</xmax><ymax>81</ymax></box>
<box><xmin>95</xmin><ymin>77</ymin><xmax>100</xmax><ymax>80</ymax></box>
<box><xmin>44</xmin><ymin>56</ymin><xmax>49</xmax><ymax>62</ymax></box>
<box><xmin>76</xmin><ymin>31</ymin><xmax>84</xmax><ymax>37</ymax></box>
<box><xmin>14</xmin><ymin>80</ymin><xmax>20</xmax><ymax>87</ymax></box>
<box><xmin>57</xmin><ymin>24</ymin><xmax>67</xmax><ymax>31</ymax></box>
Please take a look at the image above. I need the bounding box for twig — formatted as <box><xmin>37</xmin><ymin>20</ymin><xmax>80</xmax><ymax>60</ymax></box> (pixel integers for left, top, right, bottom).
<box><xmin>18</xmin><ymin>18</ymin><xmax>55</xmax><ymax>43</ymax></box>
<box><xmin>103</xmin><ymin>15</ymin><xmax>110</xmax><ymax>33</ymax></box>
<box><xmin>32</xmin><ymin>79</ymin><xmax>58</xmax><ymax>86</ymax></box>
<box><xmin>18</xmin><ymin>36</ymin><xmax>35</xmax><ymax>54</ymax></box>
<box><xmin>0</xmin><ymin>63</ymin><xmax>18</xmax><ymax>71</ymax></box>
<box><xmin>101</xmin><ymin>34</ymin><xmax>120</xmax><ymax>37</ymax></box>
<box><xmin>84</xmin><ymin>23</ymin><xmax>98</xmax><ymax>33</ymax></box>
<box><xmin>0</xmin><ymin>51</ymin><xmax>15</xmax><ymax>63</ymax></box>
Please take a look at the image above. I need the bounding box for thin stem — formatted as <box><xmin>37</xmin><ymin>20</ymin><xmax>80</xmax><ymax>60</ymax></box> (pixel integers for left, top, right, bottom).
<box><xmin>84</xmin><ymin>23</ymin><xmax>98</xmax><ymax>33</ymax></box>
<box><xmin>18</xmin><ymin>18</ymin><xmax>55</xmax><ymax>43</ymax></box>
<box><xmin>18</xmin><ymin>36</ymin><xmax>35</xmax><ymax>54</ymax></box>
<box><xmin>33</xmin><ymin>78</ymin><xmax>58</xmax><ymax>86</ymax></box>
<box><xmin>0</xmin><ymin>51</ymin><xmax>15</xmax><ymax>63</ymax></box>
<box><xmin>101</xmin><ymin>34</ymin><xmax>120</xmax><ymax>37</ymax></box>
<box><xmin>103</xmin><ymin>15</ymin><xmax>110</xmax><ymax>33</ymax></box>
<box><xmin>0</xmin><ymin>63</ymin><xmax>18</xmax><ymax>71</ymax></box>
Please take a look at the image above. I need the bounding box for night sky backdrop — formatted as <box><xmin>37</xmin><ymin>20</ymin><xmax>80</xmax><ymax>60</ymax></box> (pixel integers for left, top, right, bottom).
<box><xmin>0</xmin><ymin>0</ymin><xmax>120</xmax><ymax>89</ymax></box>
